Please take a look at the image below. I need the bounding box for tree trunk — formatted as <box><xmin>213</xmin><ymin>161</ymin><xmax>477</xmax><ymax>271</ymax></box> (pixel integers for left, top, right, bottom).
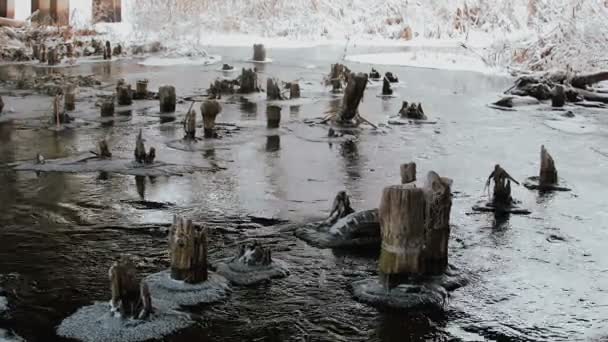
<box><xmin>135</xmin><ymin>79</ymin><xmax>148</xmax><ymax>100</ymax></box>
<box><xmin>267</xmin><ymin>105</ymin><xmax>281</xmax><ymax>128</ymax></box>
<box><xmin>159</xmin><ymin>85</ymin><xmax>176</xmax><ymax>113</ymax></box>
<box><xmin>98</xmin><ymin>139</ymin><xmax>112</xmax><ymax>158</ymax></box>
<box><xmin>183</xmin><ymin>108</ymin><xmax>196</xmax><ymax>140</ymax></box>
<box><xmin>326</xmin><ymin>191</ymin><xmax>355</xmax><ymax>225</ymax></box>
<box><xmin>169</xmin><ymin>216</ymin><xmax>208</xmax><ymax>284</ymax></box>
<box><xmin>551</xmin><ymin>85</ymin><xmax>565</xmax><ymax>107</ymax></box>
<box><xmin>267</xmin><ymin>78</ymin><xmax>283</xmax><ymax>100</ymax></box>
<box><xmin>574</xmin><ymin>88</ymin><xmax>608</xmax><ymax>104</ymax></box>
<box><xmin>290</xmin><ymin>83</ymin><xmax>300</xmax><ymax>99</ymax></box>
<box><xmin>239</xmin><ymin>68</ymin><xmax>258</xmax><ymax>93</ymax></box>
<box><xmin>378</xmin><ymin>184</ymin><xmax>426</xmax><ymax>287</ymax></box>
<box><xmin>109</xmin><ymin>255</ymin><xmax>152</xmax><ymax>319</ymax></box>
<box><xmin>64</xmin><ymin>87</ymin><xmax>76</xmax><ymax>111</ymax></box>
<box><xmin>422</xmin><ymin>172</ymin><xmax>452</xmax><ymax>275</ymax></box>
<box><xmin>101</xmin><ymin>100</ymin><xmax>114</xmax><ymax>117</ymax></box>
<box><xmin>117</xmin><ymin>84</ymin><xmax>133</xmax><ymax>106</ymax></box>
<box><xmin>539</xmin><ymin>145</ymin><xmax>558</xmax><ymax>186</ymax></box>
<box><xmin>400</xmin><ymin>162</ymin><xmax>416</xmax><ymax>184</ymax></box>
<box><xmin>253</xmin><ymin>44</ymin><xmax>266</xmax><ymax>62</ymax></box>
<box><xmin>201</xmin><ymin>100</ymin><xmax>221</xmax><ymax>138</ymax></box>
<box><xmin>571</xmin><ymin>71</ymin><xmax>608</xmax><ymax>89</ymax></box>
<box><xmin>337</xmin><ymin>73</ymin><xmax>368</xmax><ymax>123</ymax></box>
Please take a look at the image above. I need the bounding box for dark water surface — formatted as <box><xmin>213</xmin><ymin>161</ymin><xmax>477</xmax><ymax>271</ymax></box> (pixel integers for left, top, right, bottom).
<box><xmin>0</xmin><ymin>44</ymin><xmax>607</xmax><ymax>341</ymax></box>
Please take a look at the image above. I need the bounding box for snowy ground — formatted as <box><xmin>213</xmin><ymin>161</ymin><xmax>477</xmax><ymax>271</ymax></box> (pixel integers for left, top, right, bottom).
<box><xmin>90</xmin><ymin>0</ymin><xmax>608</xmax><ymax>74</ymax></box>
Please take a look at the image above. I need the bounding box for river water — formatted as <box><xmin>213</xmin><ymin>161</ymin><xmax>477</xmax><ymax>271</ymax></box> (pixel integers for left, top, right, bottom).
<box><xmin>0</xmin><ymin>44</ymin><xmax>607</xmax><ymax>341</ymax></box>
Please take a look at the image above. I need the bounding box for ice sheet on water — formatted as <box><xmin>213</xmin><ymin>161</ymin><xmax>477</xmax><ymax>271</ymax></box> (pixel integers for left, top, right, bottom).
<box><xmin>138</xmin><ymin>55</ymin><xmax>222</xmax><ymax>67</ymax></box>
<box><xmin>145</xmin><ymin>271</ymin><xmax>230</xmax><ymax>306</ymax></box>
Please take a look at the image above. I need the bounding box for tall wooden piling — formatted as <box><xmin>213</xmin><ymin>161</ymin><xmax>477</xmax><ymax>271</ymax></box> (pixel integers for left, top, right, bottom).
<box><xmin>539</xmin><ymin>145</ymin><xmax>558</xmax><ymax>186</ymax></box>
<box><xmin>159</xmin><ymin>85</ymin><xmax>176</xmax><ymax>113</ymax></box>
<box><xmin>169</xmin><ymin>216</ymin><xmax>208</xmax><ymax>284</ymax></box>
<box><xmin>253</xmin><ymin>44</ymin><xmax>266</xmax><ymax>62</ymax></box>
<box><xmin>267</xmin><ymin>105</ymin><xmax>281</xmax><ymax>128</ymax></box>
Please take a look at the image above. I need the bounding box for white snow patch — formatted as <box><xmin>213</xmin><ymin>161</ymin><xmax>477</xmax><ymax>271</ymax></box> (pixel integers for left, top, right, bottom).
<box><xmin>345</xmin><ymin>50</ymin><xmax>501</xmax><ymax>75</ymax></box>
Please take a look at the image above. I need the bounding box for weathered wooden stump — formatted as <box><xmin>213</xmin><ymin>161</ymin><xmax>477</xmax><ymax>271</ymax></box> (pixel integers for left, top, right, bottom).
<box><xmin>378</xmin><ymin>184</ymin><xmax>427</xmax><ymax>286</ymax></box>
<box><xmin>40</xmin><ymin>45</ymin><xmax>47</xmax><ymax>63</ymax></box>
<box><xmin>117</xmin><ymin>84</ymin><xmax>133</xmax><ymax>106</ymax></box>
<box><xmin>267</xmin><ymin>78</ymin><xmax>283</xmax><ymax>100</ymax></box>
<box><xmin>552</xmin><ymin>85</ymin><xmax>565</xmax><ymax>108</ymax></box>
<box><xmin>399</xmin><ymin>101</ymin><xmax>427</xmax><ymax>120</ymax></box>
<box><xmin>104</xmin><ymin>41</ymin><xmax>112</xmax><ymax>60</ymax></box>
<box><xmin>267</xmin><ymin>105</ymin><xmax>281</xmax><ymax>128</ymax></box>
<box><xmin>290</xmin><ymin>82</ymin><xmax>300</xmax><ymax>99</ymax></box>
<box><xmin>239</xmin><ymin>68</ymin><xmax>259</xmax><ymax>93</ymax></box>
<box><xmin>400</xmin><ymin>162</ymin><xmax>416</xmax><ymax>184</ymax></box>
<box><xmin>65</xmin><ymin>43</ymin><xmax>73</xmax><ymax>58</ymax></box>
<box><xmin>113</xmin><ymin>44</ymin><xmax>122</xmax><ymax>56</ymax></box>
<box><xmin>337</xmin><ymin>73</ymin><xmax>368</xmax><ymax>123</ymax></box>
<box><xmin>378</xmin><ymin>171</ymin><xmax>453</xmax><ymax>287</ymax></box>
<box><xmin>183</xmin><ymin>105</ymin><xmax>197</xmax><ymax>140</ymax></box>
<box><xmin>236</xmin><ymin>241</ymin><xmax>272</xmax><ymax>266</ymax></box>
<box><xmin>385</xmin><ymin>72</ymin><xmax>399</xmax><ymax>83</ymax></box>
<box><xmin>369</xmin><ymin>68</ymin><xmax>381</xmax><ymax>80</ymax></box>
<box><xmin>101</xmin><ymin>100</ymin><xmax>115</xmax><ymax>117</ymax></box>
<box><xmin>47</xmin><ymin>47</ymin><xmax>59</xmax><ymax>66</ymax></box>
<box><xmin>421</xmin><ymin>172</ymin><xmax>452</xmax><ymax>275</ymax></box>
<box><xmin>64</xmin><ymin>86</ymin><xmax>76</xmax><ymax>111</ymax></box>
<box><xmin>540</xmin><ymin>145</ymin><xmax>558</xmax><ymax>186</ymax></box>
<box><xmin>135</xmin><ymin>79</ymin><xmax>149</xmax><ymax>100</ymax></box>
<box><xmin>382</xmin><ymin>78</ymin><xmax>393</xmax><ymax>95</ymax></box>
<box><xmin>169</xmin><ymin>216</ymin><xmax>208</xmax><ymax>284</ymax></box>
<box><xmin>487</xmin><ymin>164</ymin><xmax>518</xmax><ymax>209</ymax></box>
<box><xmin>134</xmin><ymin>129</ymin><xmax>155</xmax><ymax>164</ymax></box>
<box><xmin>326</xmin><ymin>191</ymin><xmax>355</xmax><ymax>225</ymax></box>
<box><xmin>109</xmin><ymin>255</ymin><xmax>152</xmax><ymax>319</ymax></box>
<box><xmin>201</xmin><ymin>100</ymin><xmax>222</xmax><ymax>138</ymax></box>
<box><xmin>0</xmin><ymin>95</ymin><xmax>4</xmax><ymax>114</ymax></box>
<box><xmin>222</xmin><ymin>64</ymin><xmax>234</xmax><ymax>71</ymax></box>
<box><xmin>159</xmin><ymin>85</ymin><xmax>176</xmax><ymax>113</ymax></box>
<box><xmin>52</xmin><ymin>95</ymin><xmax>72</xmax><ymax>124</ymax></box>
<box><xmin>253</xmin><ymin>44</ymin><xmax>266</xmax><ymax>62</ymax></box>
<box><xmin>327</xmin><ymin>63</ymin><xmax>350</xmax><ymax>93</ymax></box>
<box><xmin>33</xmin><ymin>44</ymin><xmax>40</xmax><ymax>60</ymax></box>
<box><xmin>98</xmin><ymin>139</ymin><xmax>112</xmax><ymax>158</ymax></box>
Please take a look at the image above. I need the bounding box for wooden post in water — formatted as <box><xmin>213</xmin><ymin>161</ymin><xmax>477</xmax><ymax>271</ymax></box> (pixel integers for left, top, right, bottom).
<box><xmin>552</xmin><ymin>85</ymin><xmax>565</xmax><ymax>108</ymax></box>
<box><xmin>135</xmin><ymin>79</ymin><xmax>148</xmax><ymax>100</ymax></box>
<box><xmin>378</xmin><ymin>171</ymin><xmax>453</xmax><ymax>287</ymax></box>
<box><xmin>400</xmin><ymin>162</ymin><xmax>416</xmax><ymax>184</ymax></box>
<box><xmin>201</xmin><ymin>100</ymin><xmax>222</xmax><ymax>138</ymax></box>
<box><xmin>253</xmin><ymin>44</ymin><xmax>266</xmax><ymax>62</ymax></box>
<box><xmin>33</xmin><ymin>44</ymin><xmax>40</xmax><ymax>60</ymax></box>
<box><xmin>267</xmin><ymin>78</ymin><xmax>283</xmax><ymax>100</ymax></box>
<box><xmin>47</xmin><ymin>47</ymin><xmax>58</xmax><ymax>66</ymax></box>
<box><xmin>101</xmin><ymin>100</ymin><xmax>114</xmax><ymax>117</ymax></box>
<box><xmin>117</xmin><ymin>84</ymin><xmax>133</xmax><ymax>106</ymax></box>
<box><xmin>183</xmin><ymin>106</ymin><xmax>196</xmax><ymax>140</ymax></box>
<box><xmin>104</xmin><ymin>41</ymin><xmax>112</xmax><ymax>60</ymax></box>
<box><xmin>169</xmin><ymin>216</ymin><xmax>208</xmax><ymax>284</ymax></box>
<box><xmin>65</xmin><ymin>43</ymin><xmax>73</xmax><ymax>58</ymax></box>
<box><xmin>98</xmin><ymin>139</ymin><xmax>112</xmax><ymax>158</ymax></box>
<box><xmin>539</xmin><ymin>145</ymin><xmax>558</xmax><ymax>186</ymax></box>
<box><xmin>239</xmin><ymin>68</ymin><xmax>258</xmax><ymax>93</ymax></box>
<box><xmin>40</xmin><ymin>44</ymin><xmax>47</xmax><ymax>63</ymax></box>
<box><xmin>109</xmin><ymin>255</ymin><xmax>152</xmax><ymax>319</ymax></box>
<box><xmin>134</xmin><ymin>129</ymin><xmax>155</xmax><ymax>164</ymax></box>
<box><xmin>382</xmin><ymin>78</ymin><xmax>393</xmax><ymax>95</ymax></box>
<box><xmin>290</xmin><ymin>82</ymin><xmax>300</xmax><ymax>99</ymax></box>
<box><xmin>0</xmin><ymin>95</ymin><xmax>4</xmax><ymax>114</ymax></box>
<box><xmin>64</xmin><ymin>86</ymin><xmax>76</xmax><ymax>111</ymax></box>
<box><xmin>159</xmin><ymin>85</ymin><xmax>176</xmax><ymax>113</ymax></box>
<box><xmin>267</xmin><ymin>105</ymin><xmax>281</xmax><ymax>128</ymax></box>
<box><xmin>337</xmin><ymin>73</ymin><xmax>368</xmax><ymax>123</ymax></box>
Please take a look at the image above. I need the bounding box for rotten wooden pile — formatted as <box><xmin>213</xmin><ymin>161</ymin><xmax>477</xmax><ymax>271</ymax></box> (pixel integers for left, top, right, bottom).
<box><xmin>524</xmin><ymin>145</ymin><xmax>571</xmax><ymax>191</ymax></box>
<box><xmin>134</xmin><ymin>130</ymin><xmax>156</xmax><ymax>165</ymax></box>
<box><xmin>169</xmin><ymin>216</ymin><xmax>208</xmax><ymax>284</ymax></box>
<box><xmin>109</xmin><ymin>255</ymin><xmax>152</xmax><ymax>319</ymax></box>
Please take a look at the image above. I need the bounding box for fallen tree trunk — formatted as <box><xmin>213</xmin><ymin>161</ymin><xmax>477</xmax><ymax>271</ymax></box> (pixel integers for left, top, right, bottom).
<box><xmin>571</xmin><ymin>71</ymin><xmax>608</xmax><ymax>89</ymax></box>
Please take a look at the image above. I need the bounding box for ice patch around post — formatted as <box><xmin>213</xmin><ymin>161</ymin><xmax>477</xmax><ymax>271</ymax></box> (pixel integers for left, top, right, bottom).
<box><xmin>56</xmin><ymin>299</ymin><xmax>192</xmax><ymax>342</ymax></box>
<box><xmin>214</xmin><ymin>259</ymin><xmax>289</xmax><ymax>286</ymax></box>
<box><xmin>144</xmin><ymin>271</ymin><xmax>230</xmax><ymax>306</ymax></box>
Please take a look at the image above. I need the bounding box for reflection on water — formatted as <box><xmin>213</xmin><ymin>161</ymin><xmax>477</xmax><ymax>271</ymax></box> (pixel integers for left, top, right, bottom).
<box><xmin>265</xmin><ymin>135</ymin><xmax>280</xmax><ymax>152</ymax></box>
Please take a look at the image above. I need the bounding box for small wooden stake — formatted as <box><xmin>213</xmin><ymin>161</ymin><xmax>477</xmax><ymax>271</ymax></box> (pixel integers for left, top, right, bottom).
<box><xmin>64</xmin><ymin>86</ymin><xmax>76</xmax><ymax>111</ymax></box>
<box><xmin>117</xmin><ymin>84</ymin><xmax>133</xmax><ymax>106</ymax></box>
<box><xmin>400</xmin><ymin>162</ymin><xmax>416</xmax><ymax>184</ymax></box>
<box><xmin>101</xmin><ymin>100</ymin><xmax>115</xmax><ymax>117</ymax></box>
<box><xmin>253</xmin><ymin>44</ymin><xmax>266</xmax><ymax>62</ymax></box>
<box><xmin>539</xmin><ymin>145</ymin><xmax>558</xmax><ymax>186</ymax></box>
<box><xmin>267</xmin><ymin>105</ymin><xmax>281</xmax><ymax>128</ymax></box>
<box><xmin>201</xmin><ymin>100</ymin><xmax>222</xmax><ymax>138</ymax></box>
<box><xmin>169</xmin><ymin>216</ymin><xmax>208</xmax><ymax>284</ymax></box>
<box><xmin>134</xmin><ymin>129</ymin><xmax>156</xmax><ymax>164</ymax></box>
<box><xmin>109</xmin><ymin>255</ymin><xmax>152</xmax><ymax>319</ymax></box>
<box><xmin>183</xmin><ymin>104</ymin><xmax>196</xmax><ymax>140</ymax></box>
<box><xmin>290</xmin><ymin>82</ymin><xmax>300</xmax><ymax>99</ymax></box>
<box><xmin>267</xmin><ymin>78</ymin><xmax>283</xmax><ymax>100</ymax></box>
<box><xmin>159</xmin><ymin>85</ymin><xmax>176</xmax><ymax>113</ymax></box>
<box><xmin>135</xmin><ymin>79</ymin><xmax>148</xmax><ymax>100</ymax></box>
